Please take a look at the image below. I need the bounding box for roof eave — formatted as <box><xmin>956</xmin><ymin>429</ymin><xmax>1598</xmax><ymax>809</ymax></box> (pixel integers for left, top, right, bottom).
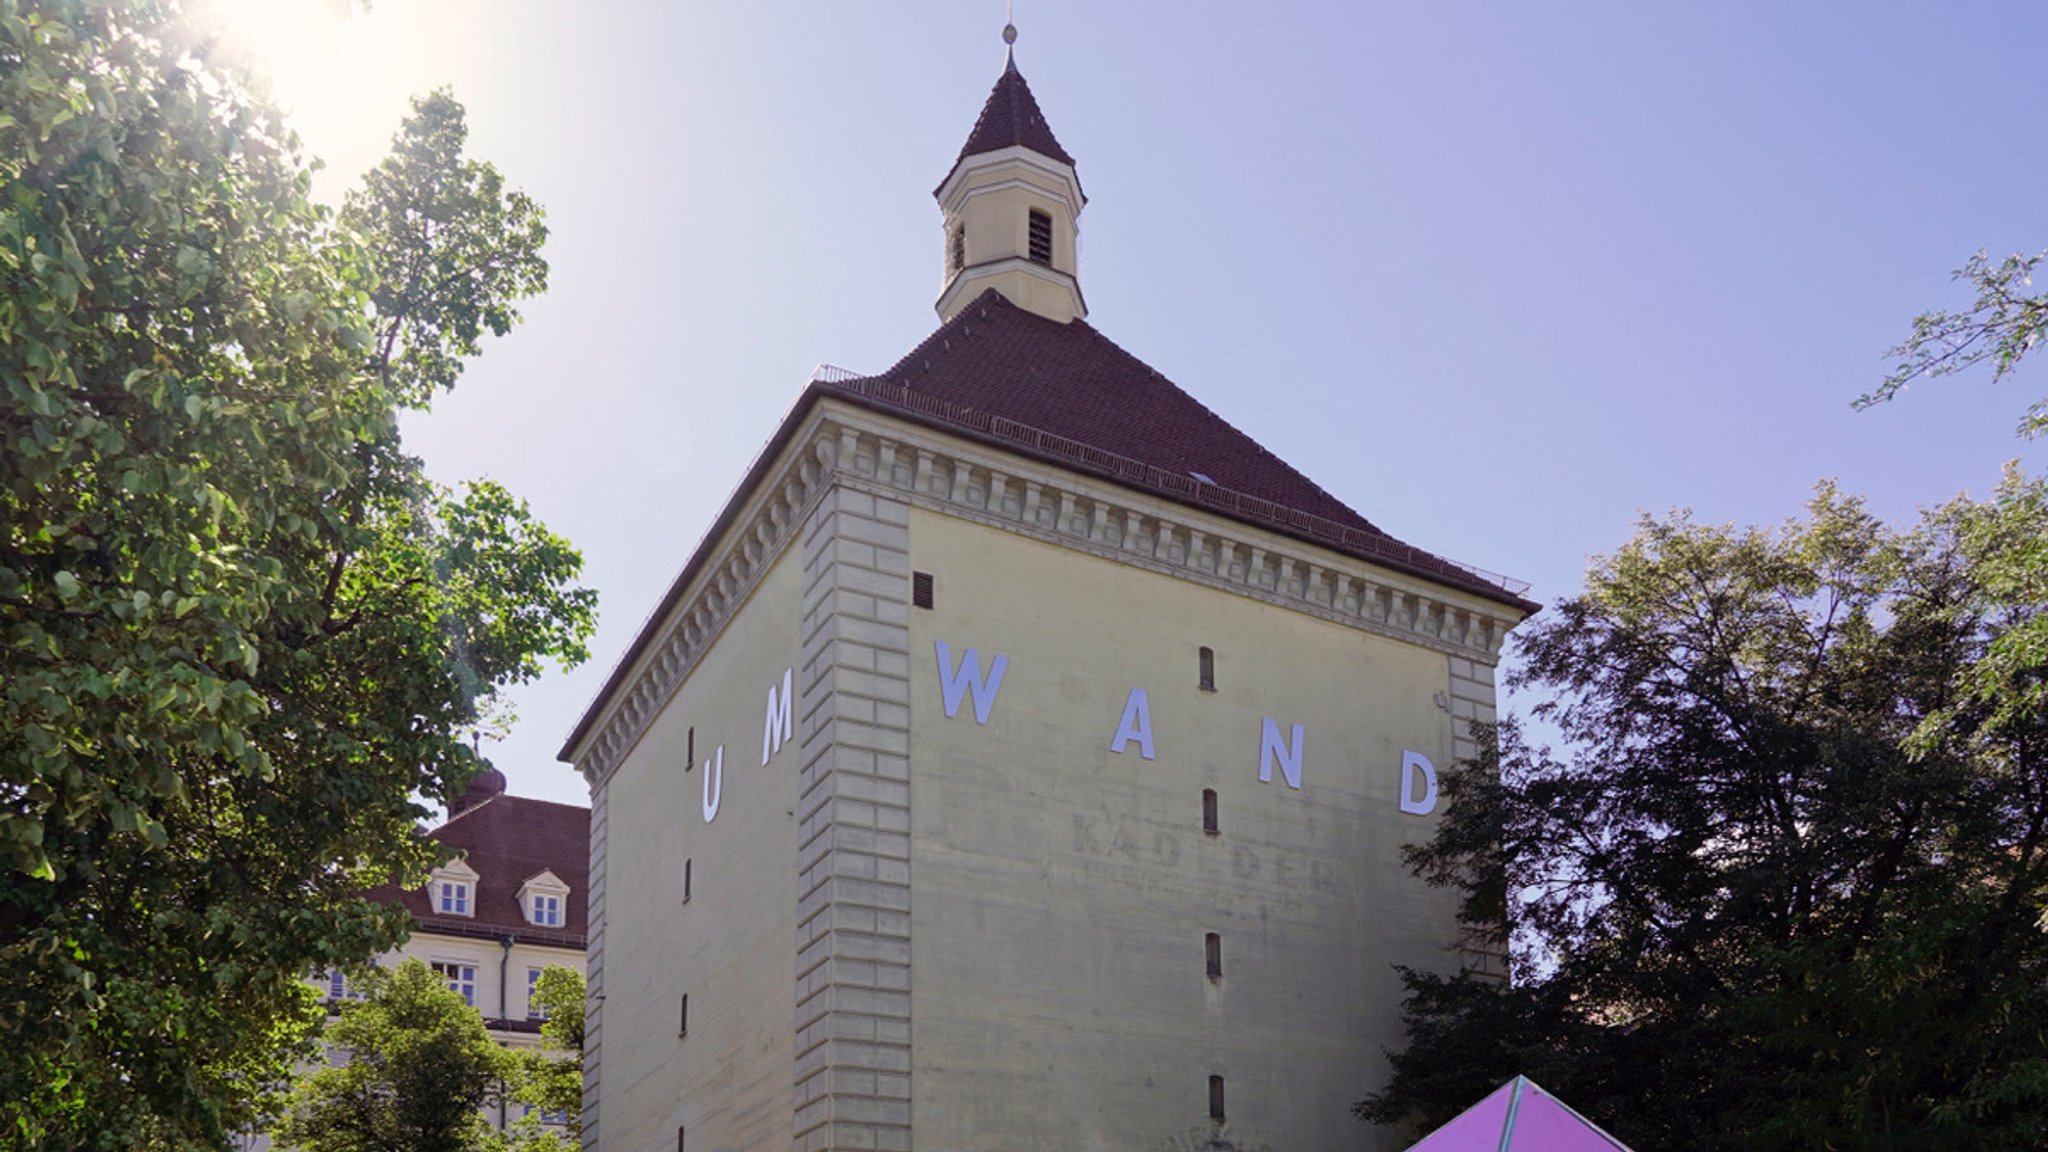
<box><xmin>815</xmin><ymin>381</ymin><xmax>1538</xmax><ymax>616</ymax></box>
<box><xmin>559</xmin><ymin>383</ymin><xmax>832</xmax><ymax>765</ymax></box>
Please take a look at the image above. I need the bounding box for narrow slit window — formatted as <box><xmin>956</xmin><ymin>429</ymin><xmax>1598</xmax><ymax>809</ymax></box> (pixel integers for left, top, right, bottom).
<box><xmin>1198</xmin><ymin>647</ymin><xmax>1215</xmax><ymax>691</ymax></box>
<box><xmin>1209</xmin><ymin>1075</ymin><xmax>1226</xmax><ymax>1122</ymax></box>
<box><xmin>677</xmin><ymin>1127</ymin><xmax>686</xmax><ymax>1152</ymax></box>
<box><xmin>679</xmin><ymin>993</ymin><xmax>689</xmax><ymax>1038</ymax></box>
<box><xmin>1206</xmin><ymin>932</ymin><xmax>1222</xmax><ymax>978</ymax></box>
<box><xmin>683</xmin><ymin>857</ymin><xmax>693</xmax><ymax>903</ymax></box>
<box><xmin>949</xmin><ymin>224</ymin><xmax>965</xmax><ymax>273</ymax></box>
<box><xmin>1202</xmin><ymin>788</ymin><xmax>1219</xmax><ymax>834</ymax></box>
<box><xmin>1028</xmin><ymin>210</ymin><xmax>1052</xmax><ymax>265</ymax></box>
<box><xmin>912</xmin><ymin>571</ymin><xmax>935</xmax><ymax>610</ymax></box>
<box><xmin>686</xmin><ymin>727</ymin><xmax>695</xmax><ymax>770</ymax></box>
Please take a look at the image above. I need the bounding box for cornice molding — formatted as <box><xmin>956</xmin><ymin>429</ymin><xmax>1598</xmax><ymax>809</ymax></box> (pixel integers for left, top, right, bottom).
<box><xmin>935</xmin><ymin>144</ymin><xmax>1085</xmax><ymax>214</ymax></box>
<box><xmin>575</xmin><ymin>410</ymin><xmax>838</xmax><ymax>788</ymax></box>
<box><xmin>822</xmin><ymin>407</ymin><xmax>1522</xmax><ymax>657</ymax></box>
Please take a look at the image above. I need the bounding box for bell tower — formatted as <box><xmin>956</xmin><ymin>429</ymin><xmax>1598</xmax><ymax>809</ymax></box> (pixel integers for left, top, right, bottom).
<box><xmin>934</xmin><ymin>28</ymin><xmax>1087</xmax><ymax>324</ymax></box>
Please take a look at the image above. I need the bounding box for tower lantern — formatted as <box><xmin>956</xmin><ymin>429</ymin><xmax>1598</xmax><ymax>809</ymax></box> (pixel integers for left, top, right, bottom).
<box><xmin>934</xmin><ymin>44</ymin><xmax>1087</xmax><ymax>323</ymax></box>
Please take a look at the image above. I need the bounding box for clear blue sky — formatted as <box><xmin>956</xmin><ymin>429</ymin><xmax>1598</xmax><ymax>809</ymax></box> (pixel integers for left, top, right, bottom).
<box><xmin>229</xmin><ymin>2</ymin><xmax>2048</xmax><ymax>807</ymax></box>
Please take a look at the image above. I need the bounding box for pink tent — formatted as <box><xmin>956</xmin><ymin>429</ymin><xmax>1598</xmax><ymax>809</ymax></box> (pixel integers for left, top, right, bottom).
<box><xmin>1406</xmin><ymin>1076</ymin><xmax>1636</xmax><ymax>1151</ymax></box>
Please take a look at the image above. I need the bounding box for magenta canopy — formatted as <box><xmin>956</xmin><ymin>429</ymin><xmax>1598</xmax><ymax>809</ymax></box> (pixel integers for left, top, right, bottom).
<box><xmin>1406</xmin><ymin>1076</ymin><xmax>1635</xmax><ymax>1152</ymax></box>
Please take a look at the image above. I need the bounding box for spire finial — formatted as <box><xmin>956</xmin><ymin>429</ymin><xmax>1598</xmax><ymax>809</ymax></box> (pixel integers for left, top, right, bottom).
<box><xmin>1003</xmin><ymin>0</ymin><xmax>1017</xmax><ymax>63</ymax></box>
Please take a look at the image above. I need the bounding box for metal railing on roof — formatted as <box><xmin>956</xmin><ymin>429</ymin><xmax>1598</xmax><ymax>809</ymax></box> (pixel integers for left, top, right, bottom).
<box><xmin>815</xmin><ymin>372</ymin><xmax>1532</xmax><ymax>599</ymax></box>
<box><xmin>809</xmin><ymin>363</ymin><xmax>864</xmax><ymax>384</ymax></box>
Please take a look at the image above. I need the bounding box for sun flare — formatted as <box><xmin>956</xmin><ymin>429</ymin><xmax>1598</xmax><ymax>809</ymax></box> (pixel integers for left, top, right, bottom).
<box><xmin>197</xmin><ymin>0</ymin><xmax>354</xmax><ymax>111</ymax></box>
<box><xmin>189</xmin><ymin>0</ymin><xmax>461</xmax><ymax>197</ymax></box>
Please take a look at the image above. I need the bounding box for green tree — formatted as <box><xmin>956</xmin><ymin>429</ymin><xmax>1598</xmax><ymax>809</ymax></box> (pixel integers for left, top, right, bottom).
<box><xmin>504</xmin><ymin>965</ymin><xmax>584</xmax><ymax>1149</ymax></box>
<box><xmin>1865</xmin><ymin>243</ymin><xmax>2048</xmax><ymax>896</ymax></box>
<box><xmin>1858</xmin><ymin>246</ymin><xmax>2048</xmax><ymax>438</ymax></box>
<box><xmin>277</xmin><ymin>960</ymin><xmax>514</xmax><ymax>1152</ymax></box>
<box><xmin>1358</xmin><ymin>485</ymin><xmax>2048</xmax><ymax>1150</ymax></box>
<box><xmin>0</xmin><ymin>2</ymin><xmax>594</xmax><ymax>1146</ymax></box>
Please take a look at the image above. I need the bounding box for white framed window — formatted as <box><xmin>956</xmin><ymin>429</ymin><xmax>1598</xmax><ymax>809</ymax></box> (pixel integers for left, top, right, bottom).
<box><xmin>517</xmin><ymin>869</ymin><xmax>571</xmax><ymax>928</ymax></box>
<box><xmin>431</xmin><ymin>960</ymin><xmax>478</xmax><ymax>1007</ymax></box>
<box><xmin>322</xmin><ymin>969</ymin><xmax>366</xmax><ymax>1001</ymax></box>
<box><xmin>527</xmin><ymin>967</ymin><xmax>548</xmax><ymax>1020</ymax></box>
<box><xmin>428</xmin><ymin>860</ymin><xmax>480</xmax><ymax>919</ymax></box>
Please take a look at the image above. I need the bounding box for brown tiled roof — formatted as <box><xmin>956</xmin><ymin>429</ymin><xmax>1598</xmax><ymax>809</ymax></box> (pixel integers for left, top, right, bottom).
<box><xmin>817</xmin><ymin>290</ymin><xmax>1534</xmax><ymax>608</ymax></box>
<box><xmin>839</xmin><ymin>292</ymin><xmax>1381</xmax><ymax>529</ymax></box>
<box><xmin>363</xmin><ymin>793</ymin><xmax>591</xmax><ymax>948</ymax></box>
<box><xmin>942</xmin><ymin>57</ymin><xmax>1075</xmax><ymax>183</ymax></box>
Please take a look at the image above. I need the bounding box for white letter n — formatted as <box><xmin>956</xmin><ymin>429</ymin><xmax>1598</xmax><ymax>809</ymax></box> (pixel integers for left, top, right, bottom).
<box><xmin>1259</xmin><ymin>717</ymin><xmax>1303</xmax><ymax>790</ymax></box>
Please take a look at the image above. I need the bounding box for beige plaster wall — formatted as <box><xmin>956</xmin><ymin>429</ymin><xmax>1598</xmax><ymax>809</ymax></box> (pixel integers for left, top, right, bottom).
<box><xmin>905</xmin><ymin>506</ymin><xmax>1469</xmax><ymax>1152</ymax></box>
<box><xmin>949</xmin><ymin>161</ymin><xmax>1078</xmax><ymax>277</ymax></box>
<box><xmin>381</xmin><ymin>934</ymin><xmax>585</xmax><ymax>1025</ymax></box>
<box><xmin>596</xmin><ymin>543</ymin><xmax>805</xmax><ymax>1152</ymax></box>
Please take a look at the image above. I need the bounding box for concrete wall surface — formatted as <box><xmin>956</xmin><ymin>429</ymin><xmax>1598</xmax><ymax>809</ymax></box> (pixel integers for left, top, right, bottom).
<box><xmin>596</xmin><ymin>543</ymin><xmax>804</xmax><ymax>1152</ymax></box>
<box><xmin>905</xmin><ymin>506</ymin><xmax>1474</xmax><ymax>1152</ymax></box>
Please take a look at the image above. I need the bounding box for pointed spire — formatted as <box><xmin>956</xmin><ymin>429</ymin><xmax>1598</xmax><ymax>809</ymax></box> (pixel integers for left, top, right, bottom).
<box><xmin>950</xmin><ymin>58</ymin><xmax>1074</xmax><ymax>169</ymax></box>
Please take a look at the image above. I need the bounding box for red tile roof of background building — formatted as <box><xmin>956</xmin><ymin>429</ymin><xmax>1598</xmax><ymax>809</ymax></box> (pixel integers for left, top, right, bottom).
<box><xmin>362</xmin><ymin>793</ymin><xmax>590</xmax><ymax>949</ymax></box>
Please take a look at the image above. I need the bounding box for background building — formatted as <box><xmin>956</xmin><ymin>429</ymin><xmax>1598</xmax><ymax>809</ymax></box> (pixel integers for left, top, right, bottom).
<box><xmin>563</xmin><ymin>41</ymin><xmax>1533</xmax><ymax>1152</ymax></box>
<box><xmin>346</xmin><ymin>769</ymin><xmax>590</xmax><ymax>1130</ymax></box>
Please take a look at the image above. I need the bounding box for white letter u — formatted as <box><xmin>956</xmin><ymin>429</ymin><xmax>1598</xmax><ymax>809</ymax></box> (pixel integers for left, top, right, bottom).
<box><xmin>702</xmin><ymin>746</ymin><xmax>724</xmax><ymax>823</ymax></box>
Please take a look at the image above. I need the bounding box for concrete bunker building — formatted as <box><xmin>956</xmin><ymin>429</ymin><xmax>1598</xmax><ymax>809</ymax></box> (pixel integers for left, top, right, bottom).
<box><xmin>561</xmin><ymin>35</ymin><xmax>1535</xmax><ymax>1152</ymax></box>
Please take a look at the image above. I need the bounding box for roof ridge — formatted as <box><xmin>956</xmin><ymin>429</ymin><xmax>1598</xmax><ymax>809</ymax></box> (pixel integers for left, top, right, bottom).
<box><xmin>430</xmin><ymin>791</ymin><xmax>588</xmax><ymax>836</ymax></box>
<box><xmin>436</xmin><ymin>791</ymin><xmax>498</xmax><ymax>827</ymax></box>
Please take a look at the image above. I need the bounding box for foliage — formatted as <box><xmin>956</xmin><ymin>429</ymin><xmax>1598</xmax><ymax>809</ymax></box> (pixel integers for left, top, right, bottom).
<box><xmin>276</xmin><ymin>960</ymin><xmax>514</xmax><ymax>1152</ymax></box>
<box><xmin>343</xmin><ymin>86</ymin><xmax>548</xmax><ymax>410</ymax></box>
<box><xmin>1359</xmin><ymin>485</ymin><xmax>2048</xmax><ymax>1151</ymax></box>
<box><xmin>0</xmin><ymin>1</ymin><xmax>594</xmax><ymax>1146</ymax></box>
<box><xmin>1859</xmin><ymin>247</ymin><xmax>2048</xmax><ymax>437</ymax></box>
<box><xmin>503</xmin><ymin>965</ymin><xmax>584</xmax><ymax>1148</ymax></box>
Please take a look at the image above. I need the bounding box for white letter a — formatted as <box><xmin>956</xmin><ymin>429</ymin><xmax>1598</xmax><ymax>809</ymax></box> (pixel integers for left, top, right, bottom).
<box><xmin>1109</xmin><ymin>688</ymin><xmax>1156</xmax><ymax>760</ymax></box>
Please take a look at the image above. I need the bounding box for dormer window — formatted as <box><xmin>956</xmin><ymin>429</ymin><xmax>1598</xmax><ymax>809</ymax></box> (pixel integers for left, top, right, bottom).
<box><xmin>1027</xmin><ymin>210</ymin><xmax>1052</xmax><ymax>265</ymax></box>
<box><xmin>518</xmin><ymin>868</ymin><xmax>572</xmax><ymax>929</ymax></box>
<box><xmin>428</xmin><ymin>859</ymin><xmax>480</xmax><ymax>919</ymax></box>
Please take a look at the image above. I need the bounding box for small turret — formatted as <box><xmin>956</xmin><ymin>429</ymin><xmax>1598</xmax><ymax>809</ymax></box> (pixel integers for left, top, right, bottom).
<box><xmin>447</xmin><ymin>765</ymin><xmax>506</xmax><ymax>817</ymax></box>
<box><xmin>934</xmin><ymin>30</ymin><xmax>1087</xmax><ymax>324</ymax></box>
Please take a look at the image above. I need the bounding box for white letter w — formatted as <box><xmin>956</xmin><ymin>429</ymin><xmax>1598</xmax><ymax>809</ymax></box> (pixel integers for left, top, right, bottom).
<box><xmin>935</xmin><ymin>640</ymin><xmax>1008</xmax><ymax>725</ymax></box>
